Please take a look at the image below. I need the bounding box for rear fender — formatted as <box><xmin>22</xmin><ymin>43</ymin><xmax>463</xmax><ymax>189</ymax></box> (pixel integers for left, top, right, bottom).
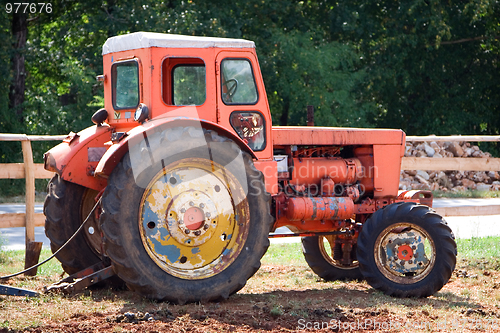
<box><xmin>94</xmin><ymin>116</ymin><xmax>257</xmax><ymax>178</ymax></box>
<box><xmin>44</xmin><ymin>125</ymin><xmax>113</xmax><ymax>191</ymax></box>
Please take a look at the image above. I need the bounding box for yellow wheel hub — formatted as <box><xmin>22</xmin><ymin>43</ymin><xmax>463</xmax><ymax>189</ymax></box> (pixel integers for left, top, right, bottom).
<box><xmin>139</xmin><ymin>158</ymin><xmax>249</xmax><ymax>279</ymax></box>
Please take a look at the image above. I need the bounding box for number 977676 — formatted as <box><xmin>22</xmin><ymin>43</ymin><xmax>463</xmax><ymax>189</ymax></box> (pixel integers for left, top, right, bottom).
<box><xmin>6</xmin><ymin>3</ymin><xmax>52</xmax><ymax>14</ymax></box>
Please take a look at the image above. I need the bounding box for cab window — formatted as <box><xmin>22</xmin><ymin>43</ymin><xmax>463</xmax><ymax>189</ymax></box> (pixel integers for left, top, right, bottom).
<box><xmin>112</xmin><ymin>60</ymin><xmax>139</xmax><ymax>110</ymax></box>
<box><xmin>172</xmin><ymin>65</ymin><xmax>206</xmax><ymax>105</ymax></box>
<box><xmin>162</xmin><ymin>58</ymin><xmax>206</xmax><ymax>106</ymax></box>
<box><xmin>221</xmin><ymin>59</ymin><xmax>258</xmax><ymax>105</ymax></box>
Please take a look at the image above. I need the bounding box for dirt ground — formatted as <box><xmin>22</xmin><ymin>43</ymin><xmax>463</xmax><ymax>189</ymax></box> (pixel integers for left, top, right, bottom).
<box><xmin>1</xmin><ymin>258</ymin><xmax>500</xmax><ymax>333</ymax></box>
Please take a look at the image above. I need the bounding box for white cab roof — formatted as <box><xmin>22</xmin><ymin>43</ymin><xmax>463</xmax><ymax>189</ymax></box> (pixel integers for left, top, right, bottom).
<box><xmin>102</xmin><ymin>32</ymin><xmax>255</xmax><ymax>55</ymax></box>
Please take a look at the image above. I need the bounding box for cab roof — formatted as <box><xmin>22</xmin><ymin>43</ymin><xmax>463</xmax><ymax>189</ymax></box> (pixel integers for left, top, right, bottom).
<box><xmin>102</xmin><ymin>32</ymin><xmax>255</xmax><ymax>55</ymax></box>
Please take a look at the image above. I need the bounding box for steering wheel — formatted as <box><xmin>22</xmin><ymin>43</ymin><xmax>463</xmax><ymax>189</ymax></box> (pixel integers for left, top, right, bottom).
<box><xmin>222</xmin><ymin>79</ymin><xmax>238</xmax><ymax>102</ymax></box>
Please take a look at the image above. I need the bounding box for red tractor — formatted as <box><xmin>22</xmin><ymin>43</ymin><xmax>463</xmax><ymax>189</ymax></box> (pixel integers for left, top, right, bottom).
<box><xmin>43</xmin><ymin>32</ymin><xmax>456</xmax><ymax>303</ymax></box>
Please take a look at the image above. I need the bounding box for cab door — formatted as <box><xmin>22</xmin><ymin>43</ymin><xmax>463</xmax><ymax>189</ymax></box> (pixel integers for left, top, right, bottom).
<box><xmin>215</xmin><ymin>51</ymin><xmax>272</xmax><ymax>160</ymax></box>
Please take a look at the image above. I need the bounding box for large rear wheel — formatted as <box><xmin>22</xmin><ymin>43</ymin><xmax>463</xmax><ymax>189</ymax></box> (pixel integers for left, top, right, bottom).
<box><xmin>357</xmin><ymin>202</ymin><xmax>456</xmax><ymax>298</ymax></box>
<box><xmin>100</xmin><ymin>127</ymin><xmax>272</xmax><ymax>303</ymax></box>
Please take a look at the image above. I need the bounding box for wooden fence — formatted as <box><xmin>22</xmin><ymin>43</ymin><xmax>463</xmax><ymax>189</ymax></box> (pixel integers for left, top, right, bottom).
<box><xmin>403</xmin><ymin>135</ymin><xmax>500</xmax><ymax>171</ymax></box>
<box><xmin>404</xmin><ymin>135</ymin><xmax>500</xmax><ymax>216</ymax></box>
<box><xmin>0</xmin><ymin>133</ymin><xmax>500</xmax><ymax>241</ymax></box>
<box><xmin>0</xmin><ymin>134</ymin><xmax>64</xmax><ymax>273</ymax></box>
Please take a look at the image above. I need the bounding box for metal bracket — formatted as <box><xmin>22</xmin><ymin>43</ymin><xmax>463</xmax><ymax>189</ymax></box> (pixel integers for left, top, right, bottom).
<box><xmin>44</xmin><ymin>262</ymin><xmax>115</xmax><ymax>294</ymax></box>
<box><xmin>268</xmin><ymin>230</ymin><xmax>351</xmax><ymax>238</ymax></box>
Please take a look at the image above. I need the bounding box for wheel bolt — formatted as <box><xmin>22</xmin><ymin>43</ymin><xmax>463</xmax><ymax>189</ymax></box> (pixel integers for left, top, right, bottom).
<box><xmin>199</xmin><ymin>203</ymin><xmax>205</xmax><ymax>208</ymax></box>
<box><xmin>185</xmin><ymin>229</ymin><xmax>190</xmax><ymax>234</ymax></box>
<box><xmin>194</xmin><ymin>230</ymin><xmax>201</xmax><ymax>236</ymax></box>
<box><xmin>189</xmin><ymin>201</ymin><xmax>194</xmax><ymax>206</ymax></box>
<box><xmin>206</xmin><ymin>212</ymin><xmax>211</xmax><ymax>218</ymax></box>
<box><xmin>204</xmin><ymin>224</ymin><xmax>209</xmax><ymax>230</ymax></box>
<box><xmin>180</xmin><ymin>208</ymin><xmax>186</xmax><ymax>213</ymax></box>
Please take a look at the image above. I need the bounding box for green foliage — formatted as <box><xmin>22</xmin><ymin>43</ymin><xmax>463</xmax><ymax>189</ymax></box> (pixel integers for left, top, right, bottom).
<box><xmin>0</xmin><ymin>0</ymin><xmax>498</xmax><ymax>173</ymax></box>
<box><xmin>327</xmin><ymin>1</ymin><xmax>500</xmax><ymax>140</ymax></box>
<box><xmin>258</xmin><ymin>30</ymin><xmax>376</xmax><ymax>127</ymax></box>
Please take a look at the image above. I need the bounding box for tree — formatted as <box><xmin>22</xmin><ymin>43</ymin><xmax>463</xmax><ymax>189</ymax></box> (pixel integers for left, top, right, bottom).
<box><xmin>323</xmin><ymin>0</ymin><xmax>499</xmax><ymax>139</ymax></box>
<box><xmin>9</xmin><ymin>11</ymin><xmax>27</xmax><ymax>121</ymax></box>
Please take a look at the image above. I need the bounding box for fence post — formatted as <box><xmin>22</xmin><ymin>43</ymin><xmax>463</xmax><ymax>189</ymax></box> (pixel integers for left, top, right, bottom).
<box><xmin>21</xmin><ymin>140</ymin><xmax>42</xmax><ymax>276</ymax></box>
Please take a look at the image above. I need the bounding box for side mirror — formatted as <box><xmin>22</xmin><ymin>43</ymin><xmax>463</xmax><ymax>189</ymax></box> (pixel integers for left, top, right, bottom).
<box><xmin>134</xmin><ymin>103</ymin><xmax>149</xmax><ymax>124</ymax></box>
<box><xmin>91</xmin><ymin>108</ymin><xmax>108</xmax><ymax>126</ymax></box>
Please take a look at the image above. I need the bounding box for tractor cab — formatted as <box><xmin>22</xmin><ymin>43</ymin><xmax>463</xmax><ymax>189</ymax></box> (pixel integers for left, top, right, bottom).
<box><xmin>101</xmin><ymin>32</ymin><xmax>272</xmax><ymax>159</ymax></box>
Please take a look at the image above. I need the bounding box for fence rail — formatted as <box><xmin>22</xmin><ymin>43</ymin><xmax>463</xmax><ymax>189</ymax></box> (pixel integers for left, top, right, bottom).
<box><xmin>0</xmin><ymin>134</ymin><xmax>62</xmax><ymax>275</ymax></box>
<box><xmin>401</xmin><ymin>157</ymin><xmax>500</xmax><ymax>171</ymax></box>
<box><xmin>403</xmin><ymin>135</ymin><xmax>500</xmax><ymax>170</ymax></box>
<box><xmin>434</xmin><ymin>205</ymin><xmax>500</xmax><ymax>217</ymax></box>
<box><xmin>406</xmin><ymin>135</ymin><xmax>500</xmax><ymax>142</ymax></box>
<box><xmin>403</xmin><ymin>135</ymin><xmax>500</xmax><ymax>216</ymax></box>
<box><xmin>0</xmin><ymin>134</ymin><xmax>67</xmax><ymax>141</ymax></box>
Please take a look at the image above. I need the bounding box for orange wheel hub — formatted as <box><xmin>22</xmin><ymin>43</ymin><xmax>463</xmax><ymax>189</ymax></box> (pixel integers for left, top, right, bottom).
<box><xmin>397</xmin><ymin>245</ymin><xmax>413</xmax><ymax>261</ymax></box>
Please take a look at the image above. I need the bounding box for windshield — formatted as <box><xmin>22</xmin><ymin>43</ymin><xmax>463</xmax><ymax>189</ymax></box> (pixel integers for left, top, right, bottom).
<box><xmin>112</xmin><ymin>60</ymin><xmax>139</xmax><ymax>109</ymax></box>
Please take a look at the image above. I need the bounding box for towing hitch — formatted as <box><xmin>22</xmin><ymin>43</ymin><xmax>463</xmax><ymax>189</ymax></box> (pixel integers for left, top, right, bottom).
<box><xmin>0</xmin><ymin>262</ymin><xmax>115</xmax><ymax>297</ymax></box>
<box><xmin>44</xmin><ymin>262</ymin><xmax>115</xmax><ymax>294</ymax></box>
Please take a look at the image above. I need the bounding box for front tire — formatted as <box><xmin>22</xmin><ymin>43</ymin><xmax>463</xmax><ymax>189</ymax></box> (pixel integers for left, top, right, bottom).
<box><xmin>357</xmin><ymin>202</ymin><xmax>456</xmax><ymax>298</ymax></box>
<box><xmin>100</xmin><ymin>127</ymin><xmax>272</xmax><ymax>303</ymax></box>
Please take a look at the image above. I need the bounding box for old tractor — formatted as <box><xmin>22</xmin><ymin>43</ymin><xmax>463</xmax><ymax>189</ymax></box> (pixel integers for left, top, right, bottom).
<box><xmin>43</xmin><ymin>32</ymin><xmax>456</xmax><ymax>303</ymax></box>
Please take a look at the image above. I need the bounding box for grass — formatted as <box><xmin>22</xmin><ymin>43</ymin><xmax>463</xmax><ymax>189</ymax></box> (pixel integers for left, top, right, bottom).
<box><xmin>0</xmin><ymin>249</ymin><xmax>64</xmax><ymax>283</ymax></box>
<box><xmin>1</xmin><ymin>236</ymin><xmax>499</xmax><ymax>281</ymax></box>
<box><xmin>457</xmin><ymin>236</ymin><xmax>500</xmax><ymax>258</ymax></box>
<box><xmin>0</xmin><ymin>237</ymin><xmax>500</xmax><ymax>332</ymax></box>
<box><xmin>432</xmin><ymin>189</ymin><xmax>500</xmax><ymax>198</ymax></box>
<box><xmin>261</xmin><ymin>242</ymin><xmax>305</xmax><ymax>266</ymax></box>
<box><xmin>264</xmin><ymin>236</ymin><xmax>500</xmax><ymax>268</ymax></box>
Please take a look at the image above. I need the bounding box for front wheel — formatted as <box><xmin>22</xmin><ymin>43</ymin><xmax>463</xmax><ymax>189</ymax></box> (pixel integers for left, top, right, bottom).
<box><xmin>100</xmin><ymin>127</ymin><xmax>273</xmax><ymax>303</ymax></box>
<box><xmin>357</xmin><ymin>202</ymin><xmax>456</xmax><ymax>298</ymax></box>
